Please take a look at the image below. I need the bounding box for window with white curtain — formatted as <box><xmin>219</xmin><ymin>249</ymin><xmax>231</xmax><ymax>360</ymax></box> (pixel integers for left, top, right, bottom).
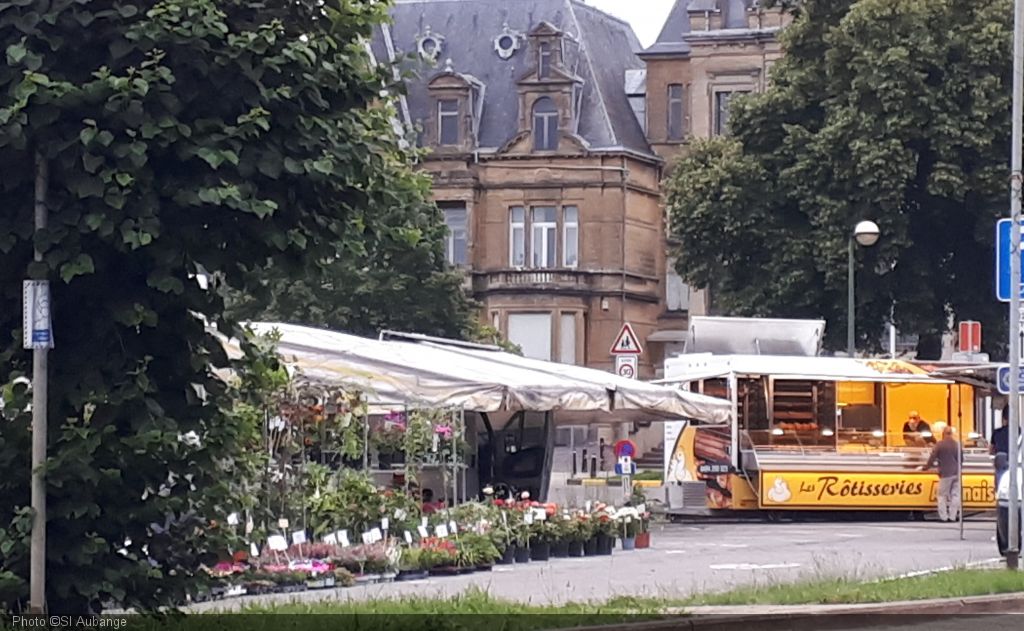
<box><xmin>562</xmin><ymin>206</ymin><xmax>578</xmax><ymax>268</ymax></box>
<box><xmin>509</xmin><ymin>206</ymin><xmax>526</xmax><ymax>267</ymax></box>
<box><xmin>531</xmin><ymin>207</ymin><xmax>557</xmax><ymax>268</ymax></box>
<box><xmin>440</xmin><ymin>202</ymin><xmax>467</xmax><ymax>266</ymax></box>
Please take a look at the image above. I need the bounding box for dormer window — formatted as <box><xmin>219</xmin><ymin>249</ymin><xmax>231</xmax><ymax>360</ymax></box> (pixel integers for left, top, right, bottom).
<box><xmin>533</xmin><ymin>97</ymin><xmax>558</xmax><ymax>151</ymax></box>
<box><xmin>538</xmin><ymin>42</ymin><xmax>552</xmax><ymax>79</ymax></box>
<box><xmin>438</xmin><ymin>99</ymin><xmax>460</xmax><ymax>145</ymax></box>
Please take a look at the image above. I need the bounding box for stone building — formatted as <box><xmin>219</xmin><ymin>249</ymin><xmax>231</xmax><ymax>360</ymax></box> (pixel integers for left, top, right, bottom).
<box><xmin>373</xmin><ymin>0</ymin><xmax>789</xmax><ymax>382</ymax></box>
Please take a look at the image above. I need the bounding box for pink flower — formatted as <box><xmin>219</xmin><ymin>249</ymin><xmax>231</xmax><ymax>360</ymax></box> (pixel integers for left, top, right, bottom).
<box><xmin>434</xmin><ymin>424</ymin><xmax>453</xmax><ymax>439</ymax></box>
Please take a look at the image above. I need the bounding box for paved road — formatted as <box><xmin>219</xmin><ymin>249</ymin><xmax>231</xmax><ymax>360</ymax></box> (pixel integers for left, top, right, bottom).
<box><xmin>192</xmin><ymin>519</ymin><xmax>1003</xmax><ymax>612</ymax></box>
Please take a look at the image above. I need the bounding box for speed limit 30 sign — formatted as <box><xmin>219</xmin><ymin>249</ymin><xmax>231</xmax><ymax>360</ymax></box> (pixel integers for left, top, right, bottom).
<box><xmin>615</xmin><ymin>355</ymin><xmax>638</xmax><ymax>379</ymax></box>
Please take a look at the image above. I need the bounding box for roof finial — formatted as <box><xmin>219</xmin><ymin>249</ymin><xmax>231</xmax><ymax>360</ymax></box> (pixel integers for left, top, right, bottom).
<box><xmin>444</xmin><ymin>57</ymin><xmax>454</xmax><ymax>72</ymax></box>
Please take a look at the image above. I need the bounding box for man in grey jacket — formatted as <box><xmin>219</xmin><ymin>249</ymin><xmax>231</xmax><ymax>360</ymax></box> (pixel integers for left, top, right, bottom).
<box><xmin>923</xmin><ymin>426</ymin><xmax>962</xmax><ymax>522</ymax></box>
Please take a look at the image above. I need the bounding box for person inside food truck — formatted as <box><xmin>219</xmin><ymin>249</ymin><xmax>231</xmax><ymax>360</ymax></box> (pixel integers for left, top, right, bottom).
<box><xmin>902</xmin><ymin>411</ymin><xmax>936</xmax><ymax>446</ymax></box>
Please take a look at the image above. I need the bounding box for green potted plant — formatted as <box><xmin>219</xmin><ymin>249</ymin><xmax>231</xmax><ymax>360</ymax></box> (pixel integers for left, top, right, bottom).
<box><xmin>512</xmin><ymin>512</ymin><xmax>531</xmax><ymax>563</ymax></box>
<box><xmin>332</xmin><ymin>567</ymin><xmax>356</xmax><ymax>587</ymax></box>
<box><xmin>528</xmin><ymin>519</ymin><xmax>558</xmax><ymax>561</ymax></box>
<box><xmin>397</xmin><ymin>547</ymin><xmax>430</xmax><ymax>581</ymax></box>
<box><xmin>457</xmin><ymin>532</ymin><xmax>500</xmax><ymax>571</ymax></box>
<box><xmin>550</xmin><ymin>514</ymin><xmax>572</xmax><ymax>558</ymax></box>
<box><xmin>489</xmin><ymin>510</ymin><xmax>516</xmax><ymax>565</ymax></box>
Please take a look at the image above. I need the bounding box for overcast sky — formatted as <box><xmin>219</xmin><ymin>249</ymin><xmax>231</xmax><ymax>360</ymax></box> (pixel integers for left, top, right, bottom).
<box><xmin>584</xmin><ymin>0</ymin><xmax>676</xmax><ymax>47</ymax></box>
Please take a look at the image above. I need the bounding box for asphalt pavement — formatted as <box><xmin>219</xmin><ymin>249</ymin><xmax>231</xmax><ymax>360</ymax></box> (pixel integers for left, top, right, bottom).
<box><xmin>192</xmin><ymin>518</ymin><xmax>1004</xmax><ymax>612</ymax></box>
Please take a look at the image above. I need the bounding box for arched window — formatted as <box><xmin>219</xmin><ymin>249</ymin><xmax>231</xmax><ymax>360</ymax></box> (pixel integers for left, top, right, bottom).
<box><xmin>533</xmin><ymin>97</ymin><xmax>558</xmax><ymax>151</ymax></box>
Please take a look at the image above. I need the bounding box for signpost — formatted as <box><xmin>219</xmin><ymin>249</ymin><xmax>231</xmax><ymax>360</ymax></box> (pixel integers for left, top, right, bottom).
<box><xmin>610</xmin><ymin>323</ymin><xmax>643</xmax><ymax>450</ymax></box>
<box><xmin>958</xmin><ymin>321</ymin><xmax>982</xmax><ymax>353</ymax></box>
<box><xmin>1005</xmin><ymin>0</ymin><xmax>1024</xmax><ymax>569</ymax></box>
<box><xmin>610</xmin><ymin>323</ymin><xmax>643</xmax><ymax>356</ymax></box>
<box><xmin>996</xmin><ymin>220</ymin><xmax>1024</xmax><ymax>302</ymax></box>
<box><xmin>615</xmin><ymin>355</ymin><xmax>638</xmax><ymax>379</ymax></box>
<box><xmin>998</xmin><ymin>366</ymin><xmax>1024</xmax><ymax>395</ymax></box>
<box><xmin>614</xmin><ymin>440</ymin><xmax>637</xmax><ymax>501</ymax></box>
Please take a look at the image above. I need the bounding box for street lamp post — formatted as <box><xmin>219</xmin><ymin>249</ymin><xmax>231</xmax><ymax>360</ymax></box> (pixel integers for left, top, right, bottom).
<box><xmin>847</xmin><ymin>220</ymin><xmax>880</xmax><ymax>356</ymax></box>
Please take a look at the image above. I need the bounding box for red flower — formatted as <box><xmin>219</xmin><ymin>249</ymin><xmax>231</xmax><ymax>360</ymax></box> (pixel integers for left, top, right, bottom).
<box><xmin>493</xmin><ymin>499</ymin><xmax>505</xmax><ymax>507</ymax></box>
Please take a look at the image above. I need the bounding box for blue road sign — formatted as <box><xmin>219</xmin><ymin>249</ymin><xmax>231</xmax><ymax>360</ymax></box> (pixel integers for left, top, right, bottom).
<box><xmin>997</xmin><ymin>366</ymin><xmax>1024</xmax><ymax>394</ymax></box>
<box><xmin>996</xmin><ymin>219</ymin><xmax>1024</xmax><ymax>302</ymax></box>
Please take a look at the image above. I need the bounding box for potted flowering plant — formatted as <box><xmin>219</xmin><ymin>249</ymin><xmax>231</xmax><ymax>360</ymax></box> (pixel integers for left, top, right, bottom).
<box><xmin>567</xmin><ymin>512</ymin><xmax>592</xmax><ymax>557</ymax></box>
<box><xmin>593</xmin><ymin>505</ymin><xmax>617</xmax><ymax>556</ymax></box>
<box><xmin>551</xmin><ymin>513</ymin><xmax>573</xmax><ymax>557</ymax></box>
<box><xmin>420</xmin><ymin>537</ymin><xmax>459</xmax><ymax>575</ymax></box>
<box><xmin>616</xmin><ymin>507</ymin><xmax>641</xmax><ymax>551</ymax></box>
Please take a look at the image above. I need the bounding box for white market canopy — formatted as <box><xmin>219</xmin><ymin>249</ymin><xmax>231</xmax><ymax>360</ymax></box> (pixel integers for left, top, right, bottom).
<box><xmin>662</xmin><ymin>353</ymin><xmax>953</xmax><ymax>385</ymax></box>
<box><xmin>235</xmin><ymin>323</ymin><xmax>732</xmax><ymax>424</ymax></box>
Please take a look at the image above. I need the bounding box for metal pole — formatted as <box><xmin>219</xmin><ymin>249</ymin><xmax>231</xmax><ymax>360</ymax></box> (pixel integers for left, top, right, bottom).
<box><xmin>958</xmin><ymin>434</ymin><xmax>964</xmax><ymax>541</ymax></box>
<box><xmin>847</xmin><ymin>237</ymin><xmax>856</xmax><ymax>357</ymax></box>
<box><xmin>29</xmin><ymin>153</ymin><xmax>49</xmax><ymax>614</ymax></box>
<box><xmin>1008</xmin><ymin>0</ymin><xmax>1024</xmax><ymax>570</ymax></box>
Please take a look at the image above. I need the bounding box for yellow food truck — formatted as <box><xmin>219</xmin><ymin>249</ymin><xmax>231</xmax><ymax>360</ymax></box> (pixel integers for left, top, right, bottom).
<box><xmin>662</xmin><ymin>352</ymin><xmax>998</xmax><ymax>514</ymax></box>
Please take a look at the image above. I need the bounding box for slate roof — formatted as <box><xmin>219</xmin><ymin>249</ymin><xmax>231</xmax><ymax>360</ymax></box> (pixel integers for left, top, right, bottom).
<box><xmin>643</xmin><ymin>0</ymin><xmax>759</xmax><ymax>56</ymax></box>
<box><xmin>373</xmin><ymin>0</ymin><xmax>652</xmax><ymax>155</ymax></box>
<box><xmin>643</xmin><ymin>0</ymin><xmax>692</xmax><ymax>56</ymax></box>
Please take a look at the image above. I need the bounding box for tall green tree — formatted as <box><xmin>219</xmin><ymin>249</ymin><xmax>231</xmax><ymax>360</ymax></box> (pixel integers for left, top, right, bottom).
<box><xmin>224</xmin><ymin>174</ymin><xmax>478</xmax><ymax>339</ymax></box>
<box><xmin>0</xmin><ymin>0</ymin><xmax>423</xmax><ymax>613</ymax></box>
<box><xmin>667</xmin><ymin>0</ymin><xmax>1011</xmax><ymax>357</ymax></box>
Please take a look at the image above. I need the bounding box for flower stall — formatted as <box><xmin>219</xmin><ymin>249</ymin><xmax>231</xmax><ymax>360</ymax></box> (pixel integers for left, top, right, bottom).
<box><xmin>196</xmin><ymin>322</ymin><xmax>729</xmax><ymax>605</ymax></box>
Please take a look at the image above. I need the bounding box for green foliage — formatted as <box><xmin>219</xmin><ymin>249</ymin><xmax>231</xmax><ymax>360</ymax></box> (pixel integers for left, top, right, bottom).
<box><xmin>454</xmin><ymin>532</ymin><xmax>500</xmax><ymax>568</ymax></box>
<box><xmin>666</xmin><ymin>0</ymin><xmax>1011</xmax><ymax>356</ymax></box>
<box><xmin>0</xmin><ymin>0</ymin><xmax>419</xmax><ymax>613</ymax></box>
<box><xmin>223</xmin><ymin>181</ymin><xmax>479</xmax><ymax>341</ymax></box>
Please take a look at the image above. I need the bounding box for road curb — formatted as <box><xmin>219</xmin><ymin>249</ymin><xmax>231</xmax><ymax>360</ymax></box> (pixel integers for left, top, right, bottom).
<box><xmin>560</xmin><ymin>593</ymin><xmax>1024</xmax><ymax>631</ymax></box>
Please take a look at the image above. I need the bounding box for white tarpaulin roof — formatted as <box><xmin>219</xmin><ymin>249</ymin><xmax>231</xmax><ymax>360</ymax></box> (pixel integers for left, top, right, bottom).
<box><xmin>663</xmin><ymin>353</ymin><xmax>951</xmax><ymax>385</ymax></box>
<box><xmin>238</xmin><ymin>323</ymin><xmax>731</xmax><ymax>423</ymax></box>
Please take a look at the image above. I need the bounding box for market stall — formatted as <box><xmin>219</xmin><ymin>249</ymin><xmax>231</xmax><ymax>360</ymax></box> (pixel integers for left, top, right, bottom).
<box><xmin>227</xmin><ymin>323</ymin><xmax>731</xmax><ymax>503</ymax></box>
<box><xmin>661</xmin><ymin>353</ymin><xmax>997</xmax><ymax>512</ymax></box>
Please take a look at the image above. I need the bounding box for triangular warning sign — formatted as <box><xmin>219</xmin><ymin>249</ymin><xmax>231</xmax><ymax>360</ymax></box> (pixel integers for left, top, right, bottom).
<box><xmin>610</xmin><ymin>323</ymin><xmax>643</xmax><ymax>355</ymax></box>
